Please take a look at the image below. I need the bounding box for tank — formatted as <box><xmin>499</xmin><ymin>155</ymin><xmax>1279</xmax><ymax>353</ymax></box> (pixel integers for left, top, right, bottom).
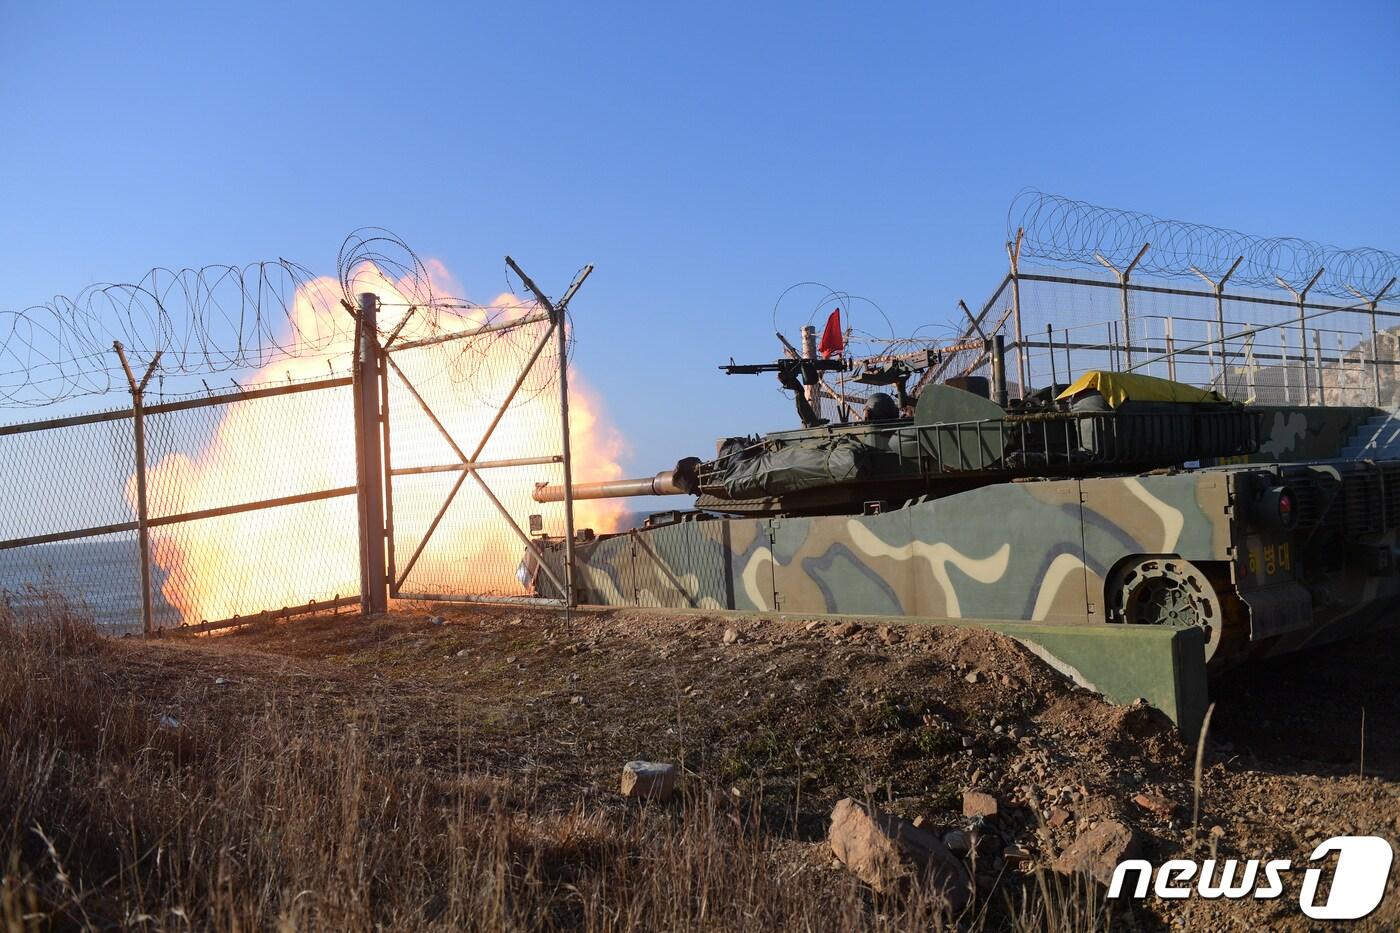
<box><xmin>522</xmin><ymin>351</ymin><xmax>1400</xmax><ymax>739</ymax></box>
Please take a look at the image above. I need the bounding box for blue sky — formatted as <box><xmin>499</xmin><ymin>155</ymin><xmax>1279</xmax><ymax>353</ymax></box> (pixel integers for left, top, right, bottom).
<box><xmin>2</xmin><ymin>0</ymin><xmax>1397</xmax><ymax>469</ymax></box>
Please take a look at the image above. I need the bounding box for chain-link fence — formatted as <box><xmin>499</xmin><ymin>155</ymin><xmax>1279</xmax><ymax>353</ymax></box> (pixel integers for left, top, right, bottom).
<box><xmin>0</xmin><ymin>302</ymin><xmax>580</xmax><ymax>634</ymax></box>
<box><xmin>1</xmin><ymin>232</ymin><xmax>588</xmax><ymax>635</ymax></box>
<box><xmin>0</xmin><ymin>377</ymin><xmax>361</xmax><ymax>634</ymax></box>
<box><xmin>383</xmin><ymin>306</ymin><xmax>575</xmax><ymax>604</ymax></box>
<box><xmin>1</xmin><ymin>406</ymin><xmax>140</xmax><ymax>633</ymax></box>
<box><xmin>757</xmin><ymin>248</ymin><xmax>1398</xmax><ymax>426</ymax></box>
<box><xmin>979</xmin><ymin>264</ymin><xmax>1400</xmax><ymax>407</ymax></box>
<box><xmin>142</xmin><ymin>379</ymin><xmax>362</xmax><ymax>630</ymax></box>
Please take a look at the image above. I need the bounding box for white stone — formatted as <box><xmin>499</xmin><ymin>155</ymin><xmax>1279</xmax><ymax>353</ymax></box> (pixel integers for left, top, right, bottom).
<box><xmin>620</xmin><ymin>761</ymin><xmax>677</xmax><ymax>801</ymax></box>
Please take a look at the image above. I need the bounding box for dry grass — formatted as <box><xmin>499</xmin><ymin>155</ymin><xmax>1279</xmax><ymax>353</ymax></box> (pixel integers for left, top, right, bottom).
<box><xmin>0</xmin><ymin>599</ymin><xmax>1121</xmax><ymax>932</ymax></box>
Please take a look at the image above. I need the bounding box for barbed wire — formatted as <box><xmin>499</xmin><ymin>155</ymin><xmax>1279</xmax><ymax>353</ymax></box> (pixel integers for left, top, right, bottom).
<box><xmin>0</xmin><ymin>229</ymin><xmax>558</xmax><ymax>410</ymax></box>
<box><xmin>338</xmin><ymin>227</ymin><xmax>444</xmax><ymax>312</ymax></box>
<box><xmin>0</xmin><ymin>258</ymin><xmax>317</xmax><ymax>407</ymax></box>
<box><xmin>1009</xmin><ymin>189</ymin><xmax>1400</xmax><ymax>300</ymax></box>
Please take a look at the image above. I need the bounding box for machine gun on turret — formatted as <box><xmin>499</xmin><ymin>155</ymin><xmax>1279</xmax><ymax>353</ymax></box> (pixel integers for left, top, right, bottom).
<box><xmin>720</xmin><ymin>344</ymin><xmax>848</xmax><ymax>427</ymax></box>
<box><xmin>718</xmin><ymin>357</ymin><xmax>847</xmax><ymax>380</ymax></box>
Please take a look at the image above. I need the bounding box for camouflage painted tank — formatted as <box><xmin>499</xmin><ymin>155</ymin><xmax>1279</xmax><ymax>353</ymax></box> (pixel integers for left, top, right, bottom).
<box><xmin>524</xmin><ymin>364</ymin><xmax>1400</xmax><ymax>738</ymax></box>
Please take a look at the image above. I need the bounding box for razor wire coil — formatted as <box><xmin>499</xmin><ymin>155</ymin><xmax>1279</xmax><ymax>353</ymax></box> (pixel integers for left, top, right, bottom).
<box><xmin>0</xmin><ymin>229</ymin><xmax>562</xmax><ymax>410</ymax></box>
<box><xmin>1010</xmin><ymin>189</ymin><xmax>1400</xmax><ymax>300</ymax></box>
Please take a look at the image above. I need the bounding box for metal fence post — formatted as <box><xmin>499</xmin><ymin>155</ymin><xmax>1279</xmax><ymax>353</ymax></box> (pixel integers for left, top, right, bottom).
<box><xmin>1096</xmin><ymin>242</ymin><xmax>1149</xmax><ymax>371</ymax></box>
<box><xmin>1191</xmin><ymin>256</ymin><xmax>1243</xmax><ymax>397</ymax></box>
<box><xmin>1313</xmin><ymin>330</ymin><xmax>1324</xmax><ymax>404</ymax></box>
<box><xmin>1206</xmin><ymin>322</ymin><xmax>1218</xmax><ymax>389</ymax></box>
<box><xmin>1244</xmin><ymin>333</ymin><xmax>1257</xmax><ymax>402</ymax></box>
<box><xmin>1275</xmin><ymin>268</ymin><xmax>1324</xmax><ymax>405</ymax></box>
<box><xmin>1347</xmin><ymin>278</ymin><xmax>1396</xmax><ymax>408</ymax></box>
<box><xmin>1164</xmin><ymin>317</ymin><xmax>1177</xmax><ymax>382</ymax></box>
<box><xmin>1338</xmin><ymin>332</ymin><xmax>1347</xmax><ymax>401</ymax></box>
<box><xmin>113</xmin><ymin>342</ymin><xmax>162</xmax><ymax>637</ymax></box>
<box><xmin>354</xmin><ymin>292</ymin><xmax>388</xmax><ymax>616</ymax></box>
<box><xmin>505</xmin><ymin>257</ymin><xmax>593</xmax><ymax>610</ymax></box>
<box><xmin>1008</xmin><ymin>229</ymin><xmax>1026</xmax><ymax>397</ymax></box>
<box><xmin>379</xmin><ymin>340</ymin><xmax>397</xmax><ymax>597</ymax></box>
<box><xmin>556</xmin><ymin>304</ymin><xmax>577</xmax><ymax>608</ymax></box>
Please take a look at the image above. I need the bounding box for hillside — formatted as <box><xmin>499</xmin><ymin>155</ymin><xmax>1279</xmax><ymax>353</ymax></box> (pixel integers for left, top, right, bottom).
<box><xmin>1</xmin><ymin>601</ymin><xmax>1396</xmax><ymax>930</ymax></box>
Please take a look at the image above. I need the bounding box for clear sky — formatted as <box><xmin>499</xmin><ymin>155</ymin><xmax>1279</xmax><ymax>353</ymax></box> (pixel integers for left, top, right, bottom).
<box><xmin>2</xmin><ymin>0</ymin><xmax>1397</xmax><ymax>471</ymax></box>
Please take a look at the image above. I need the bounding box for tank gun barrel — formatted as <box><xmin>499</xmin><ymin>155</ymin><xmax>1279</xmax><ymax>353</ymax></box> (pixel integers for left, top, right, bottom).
<box><xmin>533</xmin><ymin>472</ymin><xmax>686</xmax><ymax>502</ymax></box>
<box><xmin>532</xmin><ymin>458</ymin><xmax>700</xmax><ymax>502</ymax></box>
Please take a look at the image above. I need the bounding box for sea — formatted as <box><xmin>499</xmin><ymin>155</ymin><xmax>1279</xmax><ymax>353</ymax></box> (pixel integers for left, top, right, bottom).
<box><xmin>0</xmin><ymin>539</ymin><xmax>172</xmax><ymax>635</ymax></box>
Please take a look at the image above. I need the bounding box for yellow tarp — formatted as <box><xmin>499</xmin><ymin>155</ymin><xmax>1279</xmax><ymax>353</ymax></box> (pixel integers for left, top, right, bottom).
<box><xmin>1055</xmin><ymin>371</ymin><xmax>1225</xmax><ymax>409</ymax></box>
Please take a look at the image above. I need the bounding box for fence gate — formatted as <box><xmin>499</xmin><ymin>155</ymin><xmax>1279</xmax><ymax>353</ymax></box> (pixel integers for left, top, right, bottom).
<box><xmin>373</xmin><ymin>261</ymin><xmax>587</xmax><ymax>608</ymax></box>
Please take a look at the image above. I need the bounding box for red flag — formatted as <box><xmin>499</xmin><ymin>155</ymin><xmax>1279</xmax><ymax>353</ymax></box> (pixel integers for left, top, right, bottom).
<box><xmin>818</xmin><ymin>308</ymin><xmax>843</xmax><ymax>359</ymax></box>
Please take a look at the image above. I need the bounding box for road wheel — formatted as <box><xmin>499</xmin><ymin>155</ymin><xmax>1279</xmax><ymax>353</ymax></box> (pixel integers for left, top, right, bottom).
<box><xmin>1109</xmin><ymin>557</ymin><xmax>1224</xmax><ymax>662</ymax></box>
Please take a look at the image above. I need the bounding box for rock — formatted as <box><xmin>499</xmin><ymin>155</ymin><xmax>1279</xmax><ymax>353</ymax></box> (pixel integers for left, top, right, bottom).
<box><xmin>962</xmin><ymin>790</ymin><xmax>999</xmax><ymax>820</ymax></box>
<box><xmin>428</xmin><ymin>615</ymin><xmax>445</xmax><ymax>626</ymax></box>
<box><xmin>878</xmin><ymin>625</ymin><xmax>903</xmax><ymax>645</ymax></box>
<box><xmin>1048</xmin><ymin>807</ymin><xmax>1071</xmax><ymax>828</ymax></box>
<box><xmin>1132</xmin><ymin>792</ymin><xmax>1176</xmax><ymax>820</ymax></box>
<box><xmin>620</xmin><ymin>761</ymin><xmax>677</xmax><ymax>801</ymax></box>
<box><xmin>828</xmin><ymin>622</ymin><xmax>859</xmax><ymax>639</ymax></box>
<box><xmin>963</xmin><ymin>670</ymin><xmax>982</xmax><ymax>684</ymax></box>
<box><xmin>942</xmin><ymin>829</ymin><xmax>971</xmax><ymax>855</ymax></box>
<box><xmin>828</xmin><ymin>798</ymin><xmax>971</xmax><ymax>910</ymax></box>
<box><xmin>570</xmin><ymin>695</ymin><xmax>586</xmax><ymax>706</ymax></box>
<box><xmin>455</xmin><ymin>648</ymin><xmax>470</xmax><ymax>658</ymax></box>
<box><xmin>805</xmin><ymin>620</ymin><xmax>822</xmax><ymax>632</ymax></box>
<box><xmin>1053</xmin><ymin>820</ymin><xmax>1141</xmax><ymax>886</ymax></box>
<box><xmin>723</xmin><ymin>627</ymin><xmax>740</xmax><ymax>645</ymax></box>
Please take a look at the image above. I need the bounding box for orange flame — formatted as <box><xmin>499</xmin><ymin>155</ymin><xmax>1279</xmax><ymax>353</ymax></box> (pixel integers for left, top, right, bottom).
<box><xmin>132</xmin><ymin>261</ymin><xmax>628</xmax><ymax>624</ymax></box>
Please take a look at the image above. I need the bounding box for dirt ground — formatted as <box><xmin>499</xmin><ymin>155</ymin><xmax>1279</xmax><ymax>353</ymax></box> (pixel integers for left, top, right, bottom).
<box><xmin>118</xmin><ymin>604</ymin><xmax>1400</xmax><ymax>930</ymax></box>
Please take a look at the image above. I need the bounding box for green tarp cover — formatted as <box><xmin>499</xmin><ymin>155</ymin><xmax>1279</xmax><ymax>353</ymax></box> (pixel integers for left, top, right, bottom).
<box><xmin>720</xmin><ymin>437</ymin><xmax>870</xmax><ymax>499</ymax></box>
